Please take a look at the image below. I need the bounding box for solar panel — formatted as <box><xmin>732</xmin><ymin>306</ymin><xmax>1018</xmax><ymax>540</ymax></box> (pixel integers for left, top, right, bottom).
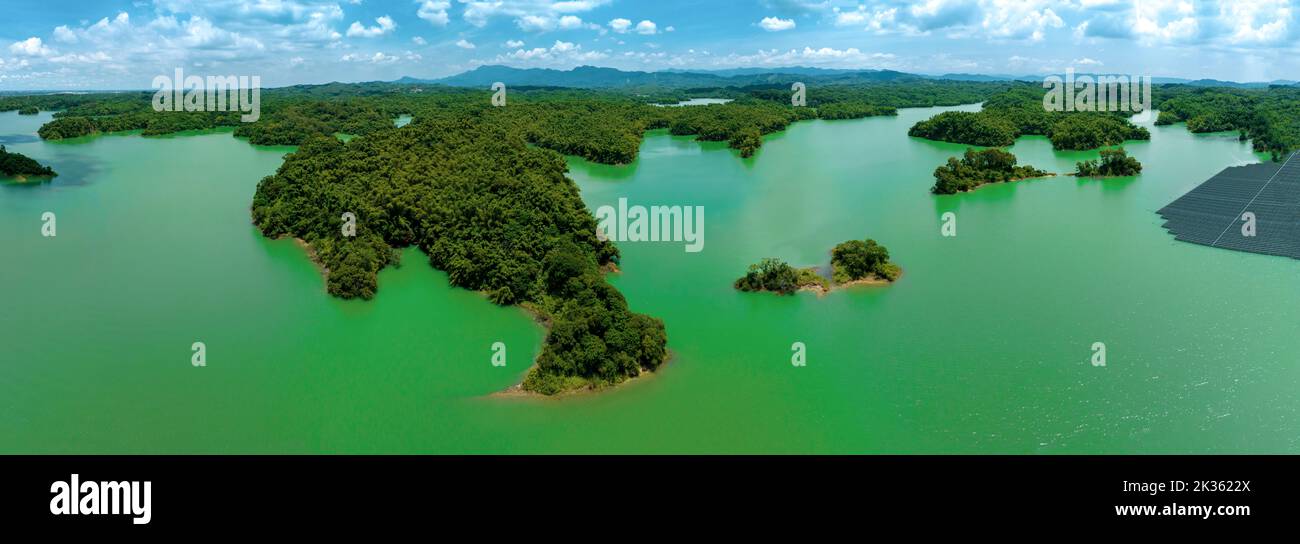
<box><xmin>1158</xmin><ymin>151</ymin><xmax>1300</xmax><ymax>258</ymax></box>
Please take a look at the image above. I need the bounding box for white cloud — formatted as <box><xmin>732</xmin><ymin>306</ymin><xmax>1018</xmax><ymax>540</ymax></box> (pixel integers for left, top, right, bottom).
<box><xmin>9</xmin><ymin>37</ymin><xmax>53</xmax><ymax>57</ymax></box>
<box><xmin>759</xmin><ymin>17</ymin><xmax>797</xmax><ymax>32</ymax></box>
<box><xmin>514</xmin><ymin>12</ymin><xmax>599</xmax><ymax>32</ymax></box>
<box><xmin>832</xmin><ymin>5</ymin><xmax>917</xmax><ymax>35</ymax></box>
<box><xmin>173</xmin><ymin>16</ymin><xmax>266</xmax><ymax>51</ymax></box>
<box><xmin>1133</xmin><ymin>0</ymin><xmax>1199</xmax><ymax>44</ymax></box>
<box><xmin>52</xmin><ymin>26</ymin><xmax>79</xmax><ymax>44</ymax></box>
<box><xmin>515</xmin><ymin>15</ymin><xmax>546</xmax><ymax>31</ymax></box>
<box><xmin>716</xmin><ymin>46</ymin><xmax>897</xmax><ymax>68</ymax></box>
<box><xmin>347</xmin><ymin>15</ymin><xmax>397</xmax><ymax>38</ymax></box>
<box><xmin>1073</xmin><ymin>57</ymin><xmax>1103</xmax><ymax>66</ymax></box>
<box><xmin>1218</xmin><ymin>0</ymin><xmax>1291</xmax><ymax>45</ymax></box>
<box><xmin>559</xmin><ymin>15</ymin><xmax>585</xmax><ymax>29</ymax></box>
<box><xmin>412</xmin><ymin>36</ymin><xmax>427</xmax><ymax>45</ymax></box>
<box><xmin>635</xmin><ymin>20</ymin><xmax>658</xmax><ymax>35</ymax></box>
<box><xmin>505</xmin><ymin>39</ymin><xmax>525</xmax><ymax>48</ymax></box>
<box><xmin>980</xmin><ymin>0</ymin><xmax>1063</xmax><ymax>42</ymax></box>
<box><xmin>463</xmin><ymin>0</ymin><xmax>611</xmax><ymax>29</ymax></box>
<box><xmin>417</xmin><ymin>1</ymin><xmax>451</xmax><ymax>26</ymax></box>
<box><xmin>341</xmin><ymin>51</ymin><xmax>399</xmax><ymax>63</ymax></box>
<box><xmin>497</xmin><ymin>39</ymin><xmax>608</xmax><ymax>64</ymax></box>
<box><xmin>456</xmin><ymin>38</ymin><xmax>476</xmax><ymax>49</ymax></box>
<box><xmin>50</xmin><ymin>51</ymin><xmax>112</xmax><ymax>64</ymax></box>
<box><xmin>609</xmin><ymin>18</ymin><xmax>632</xmax><ymax>33</ymax></box>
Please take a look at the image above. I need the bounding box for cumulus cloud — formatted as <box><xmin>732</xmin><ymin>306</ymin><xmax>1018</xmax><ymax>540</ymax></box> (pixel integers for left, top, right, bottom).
<box><xmin>9</xmin><ymin>37</ymin><xmax>53</xmax><ymax>57</ymax></box>
<box><xmin>1218</xmin><ymin>0</ymin><xmax>1291</xmax><ymax>45</ymax></box>
<box><xmin>417</xmin><ymin>1</ymin><xmax>450</xmax><ymax>26</ymax></box>
<box><xmin>635</xmin><ymin>20</ymin><xmax>659</xmax><ymax>35</ymax></box>
<box><xmin>759</xmin><ymin>17</ymin><xmax>797</xmax><ymax>32</ymax></box>
<box><xmin>496</xmin><ymin>39</ymin><xmax>608</xmax><ymax>64</ymax></box>
<box><xmin>52</xmin><ymin>26</ymin><xmax>79</xmax><ymax>44</ymax></box>
<box><xmin>463</xmin><ymin>0</ymin><xmax>612</xmax><ymax>29</ymax></box>
<box><xmin>456</xmin><ymin>38</ymin><xmax>476</xmax><ymax>49</ymax></box>
<box><xmin>980</xmin><ymin>0</ymin><xmax>1063</xmax><ymax>41</ymax></box>
<box><xmin>347</xmin><ymin>15</ymin><xmax>397</xmax><ymax>38</ymax></box>
<box><xmin>609</xmin><ymin>18</ymin><xmax>632</xmax><ymax>33</ymax></box>
<box><xmin>341</xmin><ymin>51</ymin><xmax>399</xmax><ymax>63</ymax></box>
<box><xmin>1132</xmin><ymin>0</ymin><xmax>1199</xmax><ymax>44</ymax></box>
<box><xmin>50</xmin><ymin>51</ymin><xmax>112</xmax><ymax>64</ymax></box>
<box><xmin>718</xmin><ymin>46</ymin><xmax>897</xmax><ymax>68</ymax></box>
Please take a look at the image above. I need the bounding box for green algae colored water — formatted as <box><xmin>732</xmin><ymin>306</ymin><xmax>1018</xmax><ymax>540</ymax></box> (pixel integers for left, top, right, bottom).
<box><xmin>2</xmin><ymin>105</ymin><xmax>1296</xmax><ymax>453</ymax></box>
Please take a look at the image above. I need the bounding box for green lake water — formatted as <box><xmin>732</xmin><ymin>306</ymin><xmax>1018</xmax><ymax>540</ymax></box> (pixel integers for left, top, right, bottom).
<box><xmin>2</xmin><ymin>105</ymin><xmax>1296</xmax><ymax>453</ymax></box>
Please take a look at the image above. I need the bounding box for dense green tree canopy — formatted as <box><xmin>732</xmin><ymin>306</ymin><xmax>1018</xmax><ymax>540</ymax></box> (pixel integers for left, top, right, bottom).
<box><xmin>909</xmin><ymin>84</ymin><xmax>1150</xmax><ymax>151</ymax></box>
<box><xmin>734</xmin><ymin>258</ymin><xmax>803</xmax><ymax>294</ymax></box>
<box><xmin>0</xmin><ymin>145</ymin><xmax>56</xmax><ymax>178</ymax></box>
<box><xmin>1075</xmin><ymin>147</ymin><xmax>1142</xmax><ymax>177</ymax></box>
<box><xmin>1154</xmin><ymin>86</ymin><xmax>1300</xmax><ymax>159</ymax></box>
<box><xmin>931</xmin><ymin>148</ymin><xmax>1050</xmax><ymax>194</ymax></box>
<box><xmin>831</xmin><ymin>238</ymin><xmax>899</xmax><ymax>282</ymax></box>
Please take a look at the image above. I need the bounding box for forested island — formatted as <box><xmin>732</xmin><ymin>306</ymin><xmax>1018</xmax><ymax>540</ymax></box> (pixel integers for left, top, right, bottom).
<box><xmin>734</xmin><ymin>258</ymin><xmax>828</xmax><ymax>295</ymax></box>
<box><xmin>1153</xmin><ymin>86</ymin><xmax>1300</xmax><ymax>160</ymax></box>
<box><xmin>931</xmin><ymin>148</ymin><xmax>1051</xmax><ymax>194</ymax></box>
<box><xmin>832</xmin><ymin>238</ymin><xmax>901</xmax><ymax>284</ymax></box>
<box><xmin>908</xmin><ymin>85</ymin><xmax>1151</xmax><ymax>150</ymax></box>
<box><xmin>735</xmin><ymin>238</ymin><xmax>900</xmax><ymax>296</ymax></box>
<box><xmin>0</xmin><ymin>145</ymin><xmax>56</xmax><ymax>180</ymax></box>
<box><xmin>1074</xmin><ymin>147</ymin><xmax>1142</xmax><ymax>177</ymax></box>
<box><xmin>17</xmin><ymin>106</ymin><xmax>38</xmax><ymax>115</ymax></box>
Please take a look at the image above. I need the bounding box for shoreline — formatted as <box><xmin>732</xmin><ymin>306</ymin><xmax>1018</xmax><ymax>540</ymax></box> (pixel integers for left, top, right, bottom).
<box><xmin>1</xmin><ymin>173</ymin><xmax>56</xmax><ymax>183</ymax></box>
<box><xmin>946</xmin><ymin>173</ymin><xmax>1057</xmax><ymax>194</ymax></box>
<box><xmin>799</xmin><ymin>270</ymin><xmax>901</xmax><ymax>297</ymax></box>
<box><xmin>489</xmin><ymin>349</ymin><xmax>673</xmax><ymax>400</ymax></box>
<box><xmin>489</xmin><ymin>297</ymin><xmax>670</xmax><ymax>400</ymax></box>
<box><xmin>290</xmin><ymin>237</ymin><xmax>331</xmax><ymax>285</ymax></box>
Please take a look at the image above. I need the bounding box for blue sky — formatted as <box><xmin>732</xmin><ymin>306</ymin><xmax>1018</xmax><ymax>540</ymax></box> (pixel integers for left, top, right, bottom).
<box><xmin>1</xmin><ymin>0</ymin><xmax>1297</xmax><ymax>89</ymax></box>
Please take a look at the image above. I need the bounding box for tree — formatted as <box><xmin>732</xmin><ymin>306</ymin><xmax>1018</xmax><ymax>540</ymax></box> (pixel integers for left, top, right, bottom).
<box><xmin>930</xmin><ymin>148</ymin><xmax>1049</xmax><ymax>194</ymax></box>
<box><xmin>734</xmin><ymin>258</ymin><xmax>801</xmax><ymax>294</ymax></box>
<box><xmin>0</xmin><ymin>145</ymin><xmax>57</xmax><ymax>177</ymax></box>
<box><xmin>1075</xmin><ymin>147</ymin><xmax>1142</xmax><ymax>177</ymax></box>
<box><xmin>832</xmin><ymin>239</ymin><xmax>890</xmax><ymax>281</ymax></box>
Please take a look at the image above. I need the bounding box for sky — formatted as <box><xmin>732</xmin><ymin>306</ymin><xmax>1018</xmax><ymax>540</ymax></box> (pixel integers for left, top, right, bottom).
<box><xmin>0</xmin><ymin>0</ymin><xmax>1297</xmax><ymax>90</ymax></box>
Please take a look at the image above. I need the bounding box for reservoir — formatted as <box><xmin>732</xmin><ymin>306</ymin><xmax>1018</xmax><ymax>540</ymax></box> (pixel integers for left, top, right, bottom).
<box><xmin>1</xmin><ymin>104</ymin><xmax>1294</xmax><ymax>453</ymax></box>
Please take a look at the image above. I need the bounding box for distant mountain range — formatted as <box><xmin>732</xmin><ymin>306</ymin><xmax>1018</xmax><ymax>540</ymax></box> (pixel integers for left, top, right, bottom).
<box><xmin>399</xmin><ymin>65</ymin><xmax>927</xmax><ymax>89</ymax></box>
<box><xmin>398</xmin><ymin>65</ymin><xmax>1299</xmax><ymax>90</ymax></box>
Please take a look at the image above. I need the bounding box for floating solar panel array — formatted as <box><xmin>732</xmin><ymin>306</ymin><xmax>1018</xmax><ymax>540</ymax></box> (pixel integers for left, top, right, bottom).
<box><xmin>1158</xmin><ymin>151</ymin><xmax>1300</xmax><ymax>258</ymax></box>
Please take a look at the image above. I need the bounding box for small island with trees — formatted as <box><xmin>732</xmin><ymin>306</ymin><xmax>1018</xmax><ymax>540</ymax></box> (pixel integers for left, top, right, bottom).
<box><xmin>734</xmin><ymin>258</ymin><xmax>828</xmax><ymax>295</ymax></box>
<box><xmin>735</xmin><ymin>237</ymin><xmax>901</xmax><ymax>296</ymax></box>
<box><xmin>0</xmin><ymin>145</ymin><xmax>57</xmax><ymax>181</ymax></box>
<box><xmin>931</xmin><ymin>148</ymin><xmax>1051</xmax><ymax>194</ymax></box>
<box><xmin>1074</xmin><ymin>147</ymin><xmax>1143</xmax><ymax>178</ymax></box>
<box><xmin>17</xmin><ymin>106</ymin><xmax>39</xmax><ymax>115</ymax></box>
